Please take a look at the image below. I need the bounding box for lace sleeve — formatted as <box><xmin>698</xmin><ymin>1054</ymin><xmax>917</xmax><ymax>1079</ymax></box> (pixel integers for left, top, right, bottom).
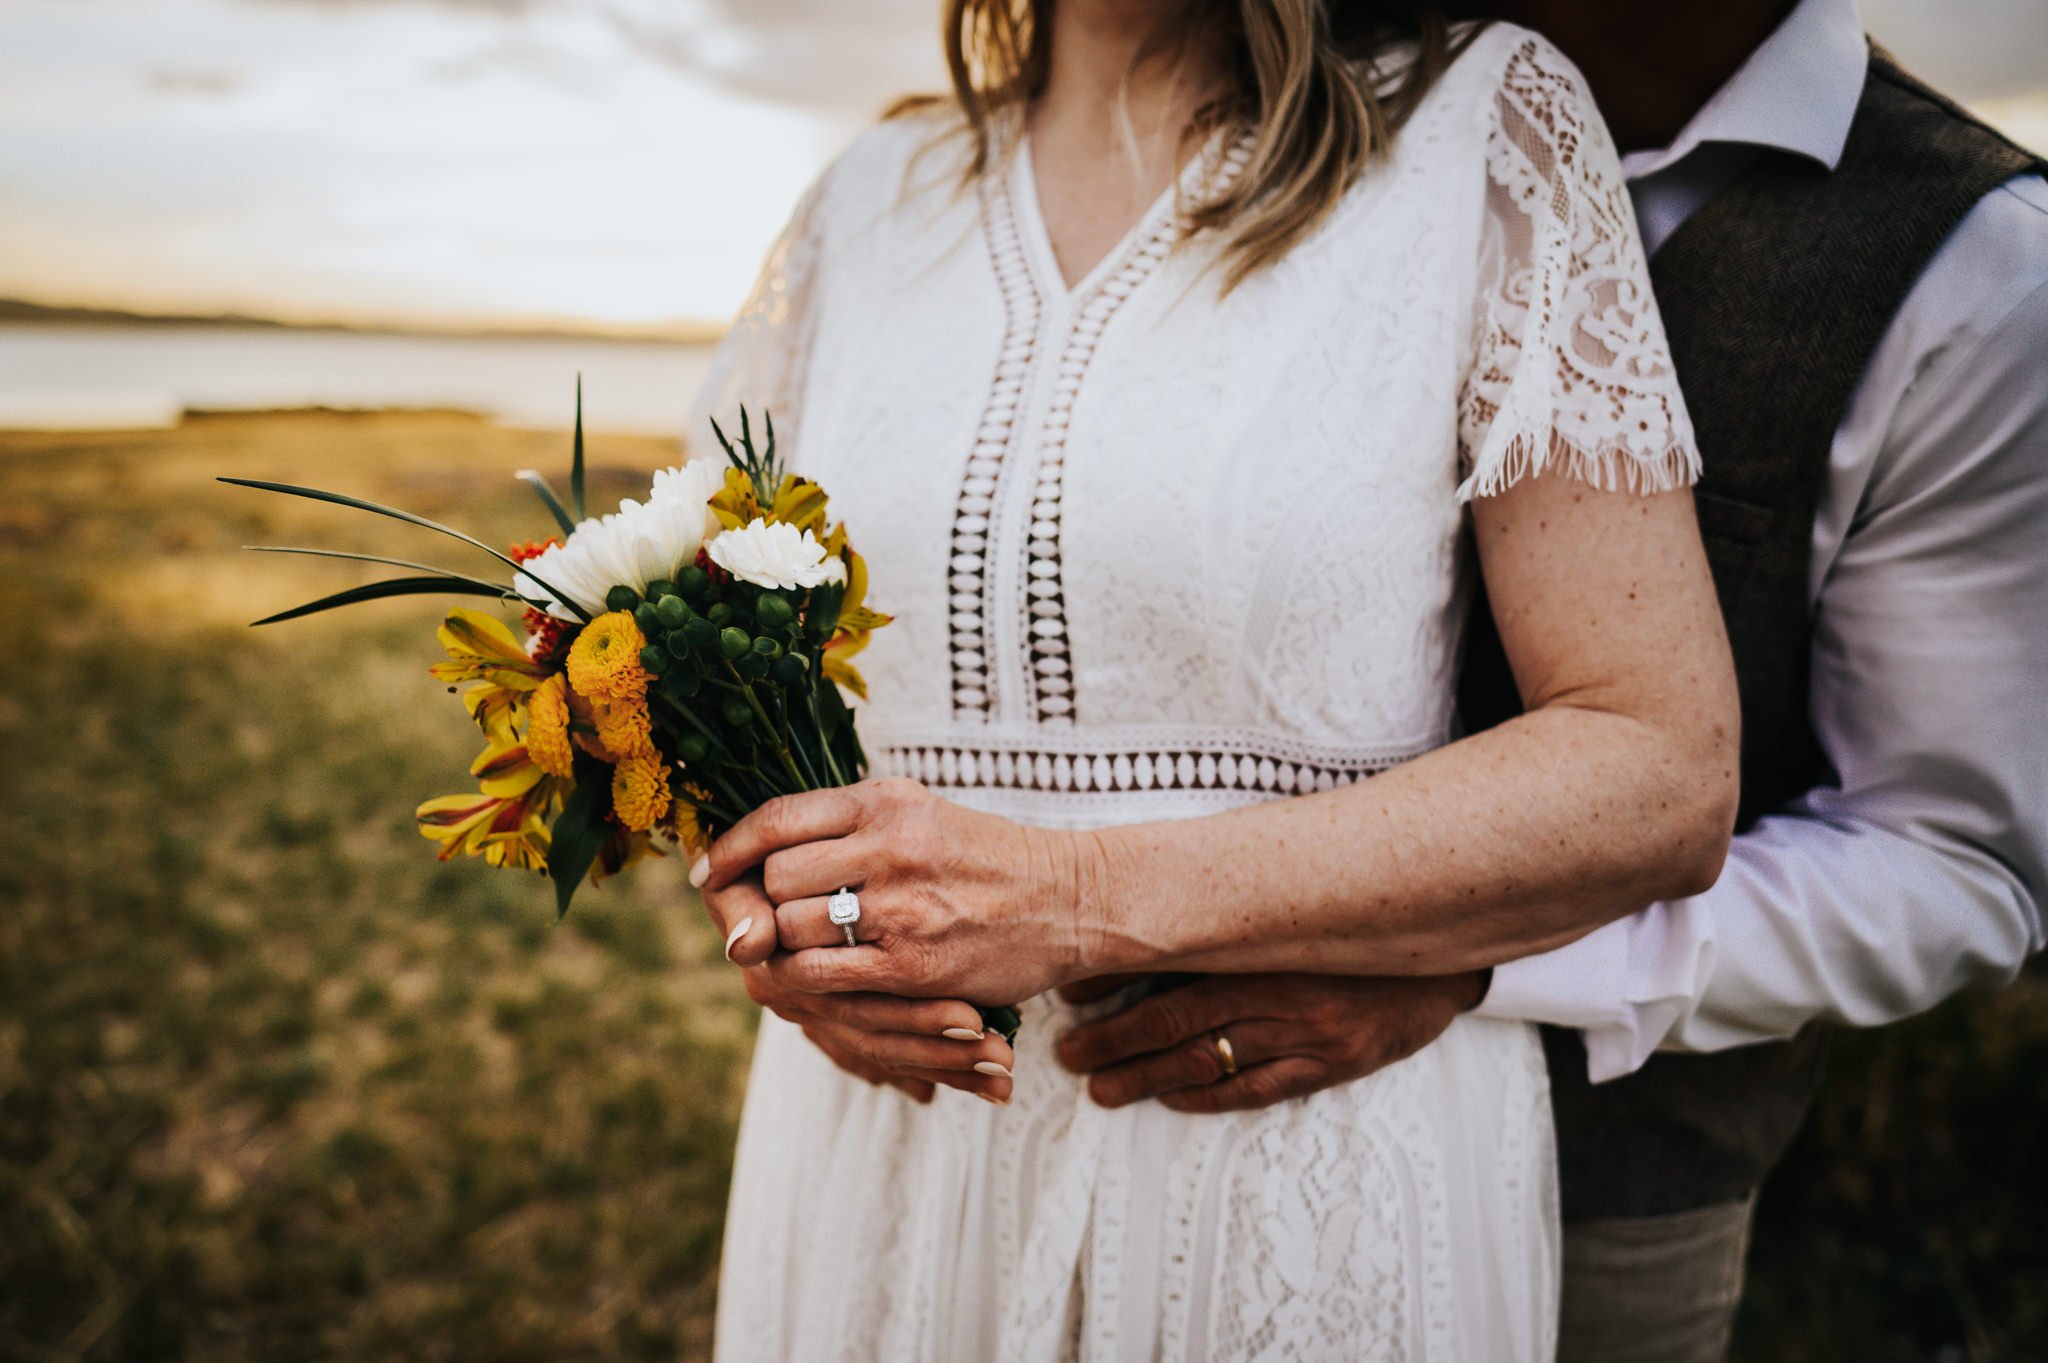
<box><xmin>685</xmin><ymin>170</ymin><xmax>830</xmax><ymax>461</ymax></box>
<box><xmin>1457</xmin><ymin>34</ymin><xmax>1700</xmax><ymax>501</ymax></box>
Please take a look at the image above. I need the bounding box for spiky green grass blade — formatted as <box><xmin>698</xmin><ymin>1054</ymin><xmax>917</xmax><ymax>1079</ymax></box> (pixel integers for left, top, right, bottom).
<box><xmin>251</xmin><ymin>576</ymin><xmax>511</xmax><ymax>626</ymax></box>
<box><xmin>514</xmin><ymin>471</ymin><xmax>578</xmax><ymax>536</ymax></box>
<box><xmin>217</xmin><ymin>476</ymin><xmax>591</xmax><ymax>622</ymax></box>
<box><xmin>571</xmin><ymin>375</ymin><xmax>586</xmax><ymax>522</ymax></box>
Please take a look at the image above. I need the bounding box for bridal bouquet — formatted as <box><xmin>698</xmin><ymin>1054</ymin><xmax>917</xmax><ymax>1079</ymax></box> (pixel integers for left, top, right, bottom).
<box><xmin>224</xmin><ymin>394</ymin><xmax>884</xmax><ymax>912</ymax></box>
<box><xmin>226</xmin><ymin>392</ymin><xmax>1022</xmax><ymax>1040</ymax></box>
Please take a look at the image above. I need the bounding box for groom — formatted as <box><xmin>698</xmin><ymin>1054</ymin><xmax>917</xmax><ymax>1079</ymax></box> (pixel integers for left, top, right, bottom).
<box><xmin>1057</xmin><ymin>0</ymin><xmax>2048</xmax><ymax>1358</ymax></box>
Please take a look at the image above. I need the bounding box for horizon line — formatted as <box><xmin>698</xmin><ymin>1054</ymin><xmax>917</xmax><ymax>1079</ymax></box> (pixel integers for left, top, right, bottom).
<box><xmin>0</xmin><ymin>296</ymin><xmax>729</xmax><ymax>347</ymax></box>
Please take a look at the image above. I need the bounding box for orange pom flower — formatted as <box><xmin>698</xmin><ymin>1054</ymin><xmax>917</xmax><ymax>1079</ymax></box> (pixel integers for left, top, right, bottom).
<box><xmin>566</xmin><ymin>610</ymin><xmax>648</xmax><ymax>702</ymax></box>
<box><xmin>611</xmin><ymin>750</ymin><xmax>672</xmax><ymax>832</ymax></box>
<box><xmin>525</xmin><ymin>674</ymin><xmax>576</xmax><ymax>778</ymax></box>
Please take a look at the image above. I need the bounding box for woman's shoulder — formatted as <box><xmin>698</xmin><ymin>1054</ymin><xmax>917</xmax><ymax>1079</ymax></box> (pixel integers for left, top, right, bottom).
<box><xmin>808</xmin><ymin>104</ymin><xmax>973</xmax><ymax>226</ymax></box>
<box><xmin>1440</xmin><ymin>22</ymin><xmax>1603</xmax><ymax>125</ymax></box>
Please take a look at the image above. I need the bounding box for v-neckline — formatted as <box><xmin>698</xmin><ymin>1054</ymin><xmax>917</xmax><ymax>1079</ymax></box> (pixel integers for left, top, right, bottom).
<box><xmin>1010</xmin><ymin>128</ymin><xmax>1226</xmax><ymax>305</ymax></box>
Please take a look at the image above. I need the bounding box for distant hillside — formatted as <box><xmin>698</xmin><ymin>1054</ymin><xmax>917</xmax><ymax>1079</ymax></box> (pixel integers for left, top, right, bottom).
<box><xmin>0</xmin><ymin>298</ymin><xmax>724</xmax><ymax>347</ymax></box>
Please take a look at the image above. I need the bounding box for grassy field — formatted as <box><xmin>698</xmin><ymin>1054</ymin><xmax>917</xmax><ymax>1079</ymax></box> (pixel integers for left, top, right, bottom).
<box><xmin>0</xmin><ymin>410</ymin><xmax>2040</xmax><ymax>1361</ymax></box>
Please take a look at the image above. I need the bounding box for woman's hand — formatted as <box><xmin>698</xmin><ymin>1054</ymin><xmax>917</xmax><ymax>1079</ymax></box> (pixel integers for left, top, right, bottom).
<box><xmin>741</xmin><ymin>967</ymin><xmax>1017</xmax><ymax>1105</ymax></box>
<box><xmin>698</xmin><ymin>778</ymin><xmax>1100</xmax><ymax>1005</ymax></box>
<box><xmin>696</xmin><ymin>854</ymin><xmax>1018</xmax><ymax>1103</ymax></box>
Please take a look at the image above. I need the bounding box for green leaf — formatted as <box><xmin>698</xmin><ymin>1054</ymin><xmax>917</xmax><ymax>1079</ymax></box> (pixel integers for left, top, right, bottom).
<box><xmin>548</xmin><ymin>755</ymin><xmax>612</xmax><ymax>921</ymax></box>
<box><xmin>571</xmin><ymin>375</ymin><xmax>586</xmax><ymax>523</ymax></box>
<box><xmin>976</xmin><ymin>1004</ymin><xmax>1022</xmax><ymax>1043</ymax></box>
<box><xmin>515</xmin><ymin>471</ymin><xmax>578</xmax><ymax>537</ymax></box>
<box><xmin>244</xmin><ymin>545</ymin><xmax>521</xmax><ymax>598</ymax></box>
<box><xmin>250</xmin><ymin>576</ymin><xmax>510</xmax><ymax>626</ymax></box>
<box><xmin>216</xmin><ymin>476</ymin><xmax>591</xmax><ymax>622</ymax></box>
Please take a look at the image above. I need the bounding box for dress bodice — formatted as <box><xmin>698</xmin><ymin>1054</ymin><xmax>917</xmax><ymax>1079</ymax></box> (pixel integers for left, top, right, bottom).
<box><xmin>692</xmin><ymin>23</ymin><xmax>1696</xmax><ymax>830</ymax></box>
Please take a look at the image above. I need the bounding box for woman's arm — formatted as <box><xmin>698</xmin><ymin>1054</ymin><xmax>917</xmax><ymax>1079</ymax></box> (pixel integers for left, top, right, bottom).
<box><xmin>705</xmin><ymin>464</ymin><xmax>1738</xmax><ymax>1003</ymax></box>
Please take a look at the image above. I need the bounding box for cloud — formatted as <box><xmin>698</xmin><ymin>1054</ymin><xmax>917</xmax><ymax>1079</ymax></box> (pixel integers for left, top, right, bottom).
<box><xmin>146</xmin><ymin>67</ymin><xmax>246</xmax><ymax>98</ymax></box>
<box><xmin>235</xmin><ymin>0</ymin><xmax>541</xmax><ymax>12</ymax></box>
<box><xmin>1863</xmin><ymin>0</ymin><xmax>2048</xmax><ymax>101</ymax></box>
<box><xmin>600</xmin><ymin>0</ymin><xmax>943</xmax><ymax>114</ymax></box>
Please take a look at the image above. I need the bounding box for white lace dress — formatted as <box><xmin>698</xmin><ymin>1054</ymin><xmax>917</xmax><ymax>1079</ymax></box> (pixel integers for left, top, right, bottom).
<box><xmin>705</xmin><ymin>26</ymin><xmax>1698</xmax><ymax>1363</ymax></box>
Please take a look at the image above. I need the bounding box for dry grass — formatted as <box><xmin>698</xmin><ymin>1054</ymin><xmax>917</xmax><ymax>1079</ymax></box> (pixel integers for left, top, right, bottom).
<box><xmin>0</xmin><ymin>410</ymin><xmax>2040</xmax><ymax>1362</ymax></box>
<box><xmin>0</xmin><ymin>412</ymin><xmax>754</xmax><ymax>1362</ymax></box>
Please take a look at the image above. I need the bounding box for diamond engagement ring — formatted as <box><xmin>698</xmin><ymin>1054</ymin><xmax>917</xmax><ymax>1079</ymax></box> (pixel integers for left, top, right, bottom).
<box><xmin>827</xmin><ymin>887</ymin><xmax>862</xmax><ymax>947</ymax></box>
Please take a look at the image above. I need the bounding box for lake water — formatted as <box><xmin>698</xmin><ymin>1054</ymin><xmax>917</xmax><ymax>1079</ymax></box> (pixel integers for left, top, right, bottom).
<box><xmin>0</xmin><ymin>322</ymin><xmax>716</xmax><ymax>433</ymax></box>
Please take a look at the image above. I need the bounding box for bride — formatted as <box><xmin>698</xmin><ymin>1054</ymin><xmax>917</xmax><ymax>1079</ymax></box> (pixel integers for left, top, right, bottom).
<box><xmin>692</xmin><ymin>0</ymin><xmax>1737</xmax><ymax>1358</ymax></box>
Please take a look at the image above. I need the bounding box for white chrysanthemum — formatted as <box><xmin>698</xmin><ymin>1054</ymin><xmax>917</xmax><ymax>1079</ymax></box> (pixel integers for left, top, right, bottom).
<box><xmin>650</xmin><ymin>459</ymin><xmax>728</xmax><ymax>530</ymax></box>
<box><xmin>707</xmin><ymin>518</ymin><xmax>847</xmax><ymax>592</ymax></box>
<box><xmin>516</xmin><ymin>472</ymin><xmax>720</xmax><ymax>620</ymax></box>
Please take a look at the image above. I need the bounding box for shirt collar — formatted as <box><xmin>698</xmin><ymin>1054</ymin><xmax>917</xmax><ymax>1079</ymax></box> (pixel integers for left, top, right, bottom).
<box><xmin>1621</xmin><ymin>0</ymin><xmax>1870</xmax><ymax>181</ymax></box>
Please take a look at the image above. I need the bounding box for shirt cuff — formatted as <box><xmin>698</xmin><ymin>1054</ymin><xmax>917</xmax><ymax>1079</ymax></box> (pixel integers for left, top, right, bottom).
<box><xmin>1471</xmin><ymin>918</ymin><xmax>1657</xmax><ymax>1082</ymax></box>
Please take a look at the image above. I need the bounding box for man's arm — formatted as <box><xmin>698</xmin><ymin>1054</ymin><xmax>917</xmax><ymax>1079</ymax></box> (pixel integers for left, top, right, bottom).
<box><xmin>1059</xmin><ymin>181</ymin><xmax>2048</xmax><ymax>1105</ymax></box>
<box><xmin>1477</xmin><ymin>180</ymin><xmax>2048</xmax><ymax>1078</ymax></box>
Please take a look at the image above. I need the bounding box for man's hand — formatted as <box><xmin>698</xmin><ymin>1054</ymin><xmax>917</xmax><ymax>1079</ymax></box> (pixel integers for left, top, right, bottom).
<box><xmin>1054</xmin><ymin>972</ymin><xmax>1487</xmax><ymax>1113</ymax></box>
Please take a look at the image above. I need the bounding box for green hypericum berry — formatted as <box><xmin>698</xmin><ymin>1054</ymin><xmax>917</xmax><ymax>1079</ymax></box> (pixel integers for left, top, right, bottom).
<box><xmin>707</xmin><ymin>602</ymin><xmax>733</xmax><ymax>627</ymax></box>
<box><xmin>638</xmin><ymin>645</ymin><xmax>668</xmax><ymax>675</ymax></box>
<box><xmin>771</xmin><ymin>654</ymin><xmax>808</xmax><ymax>687</ymax></box>
<box><xmin>754</xmin><ymin>593</ymin><xmax>795</xmax><ymax>629</ymax></box>
<box><xmin>751</xmin><ymin>635</ymin><xmax>781</xmax><ymax>658</ymax></box>
<box><xmin>737</xmin><ymin>653</ymin><xmax>770</xmax><ymax>681</ymax></box>
<box><xmin>665</xmin><ymin>669</ymin><xmax>702</xmax><ymax>698</ymax></box>
<box><xmin>634</xmin><ymin>601</ymin><xmax>661</xmax><ymax>633</ymax></box>
<box><xmin>720</xmin><ymin>698</ymin><xmax>753</xmax><ymax>727</ymax></box>
<box><xmin>719</xmin><ymin>627</ymin><xmax>752</xmax><ymax>660</ymax></box>
<box><xmin>607</xmin><ymin>585</ymin><xmax>641</xmax><ymax>614</ymax></box>
<box><xmin>677</xmin><ymin>565</ymin><xmax>710</xmax><ymax>601</ymax></box>
<box><xmin>682</xmin><ymin>616</ymin><xmax>719</xmax><ymax>651</ymax></box>
<box><xmin>655</xmin><ymin>595</ymin><xmax>690</xmax><ymax>630</ymax></box>
<box><xmin>665</xmin><ymin>631</ymin><xmax>692</xmax><ymax>659</ymax></box>
<box><xmin>645</xmin><ymin>578</ymin><xmax>676</xmax><ymax>601</ymax></box>
<box><xmin>677</xmin><ymin>733</ymin><xmax>710</xmax><ymax>764</ymax></box>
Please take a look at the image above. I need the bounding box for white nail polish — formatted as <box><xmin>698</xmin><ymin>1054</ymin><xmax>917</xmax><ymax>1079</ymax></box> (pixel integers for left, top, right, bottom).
<box><xmin>977</xmin><ymin>1091</ymin><xmax>1009</xmax><ymax>1106</ymax></box>
<box><xmin>973</xmin><ymin>1060</ymin><xmax>1011</xmax><ymax>1079</ymax></box>
<box><xmin>724</xmin><ymin>917</ymin><xmax>753</xmax><ymax>961</ymax></box>
<box><xmin>689</xmin><ymin>854</ymin><xmax>712</xmax><ymax>888</ymax></box>
<box><xmin>942</xmin><ymin>1027</ymin><xmax>985</xmax><ymax>1042</ymax></box>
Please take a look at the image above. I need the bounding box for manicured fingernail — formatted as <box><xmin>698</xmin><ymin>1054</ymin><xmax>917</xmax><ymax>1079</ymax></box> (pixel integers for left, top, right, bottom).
<box><xmin>977</xmin><ymin>1091</ymin><xmax>1009</xmax><ymax>1106</ymax></box>
<box><xmin>723</xmin><ymin>917</ymin><xmax>753</xmax><ymax>961</ymax></box>
<box><xmin>973</xmin><ymin>1061</ymin><xmax>1011</xmax><ymax>1078</ymax></box>
<box><xmin>689</xmin><ymin>854</ymin><xmax>711</xmax><ymax>888</ymax></box>
<box><xmin>942</xmin><ymin>1027</ymin><xmax>985</xmax><ymax>1042</ymax></box>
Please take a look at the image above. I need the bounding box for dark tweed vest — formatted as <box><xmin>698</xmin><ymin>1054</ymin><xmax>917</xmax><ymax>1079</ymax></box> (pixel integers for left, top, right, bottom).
<box><xmin>1459</xmin><ymin>48</ymin><xmax>2047</xmax><ymax>1221</ymax></box>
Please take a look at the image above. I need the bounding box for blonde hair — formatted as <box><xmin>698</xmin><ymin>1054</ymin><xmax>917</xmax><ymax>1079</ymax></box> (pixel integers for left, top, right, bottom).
<box><xmin>892</xmin><ymin>0</ymin><xmax>1477</xmax><ymax>291</ymax></box>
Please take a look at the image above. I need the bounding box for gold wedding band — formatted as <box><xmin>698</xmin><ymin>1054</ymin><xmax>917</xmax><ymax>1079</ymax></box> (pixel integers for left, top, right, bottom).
<box><xmin>1213</xmin><ymin>1030</ymin><xmax>1239</xmax><ymax>1078</ymax></box>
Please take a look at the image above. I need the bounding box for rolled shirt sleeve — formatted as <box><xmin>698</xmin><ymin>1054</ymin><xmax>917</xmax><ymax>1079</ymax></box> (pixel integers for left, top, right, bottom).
<box><xmin>1475</xmin><ymin>179</ymin><xmax>2048</xmax><ymax>1081</ymax></box>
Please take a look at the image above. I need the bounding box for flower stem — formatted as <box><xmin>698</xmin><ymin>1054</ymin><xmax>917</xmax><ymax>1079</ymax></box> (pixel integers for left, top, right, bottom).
<box><xmin>807</xmin><ymin>687</ymin><xmax>849</xmax><ymax>789</ymax></box>
<box><xmin>725</xmin><ymin>662</ymin><xmax>809</xmax><ymax>792</ymax></box>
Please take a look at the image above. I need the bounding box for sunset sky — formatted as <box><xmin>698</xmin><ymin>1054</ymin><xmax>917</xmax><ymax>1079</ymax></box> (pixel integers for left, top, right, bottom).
<box><xmin>2</xmin><ymin>0</ymin><xmax>2043</xmax><ymax>335</ymax></box>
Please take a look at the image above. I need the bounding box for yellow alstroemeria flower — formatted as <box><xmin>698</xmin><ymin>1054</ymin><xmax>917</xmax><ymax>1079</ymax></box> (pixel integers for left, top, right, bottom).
<box><xmin>415</xmin><ymin>789</ymin><xmax>551</xmax><ymax>868</ymax></box>
<box><xmin>710</xmin><ymin>467</ymin><xmax>829</xmax><ymax>536</ymax></box>
<box><xmin>462</xmin><ymin>681</ymin><xmax>525</xmax><ymax>746</ymax></box>
<box><xmin>431</xmin><ymin>608</ymin><xmax>551</xmax><ymax>692</ymax></box>
<box><xmin>415</xmin><ymin>735</ymin><xmax>567</xmax><ymax>870</ymax></box>
<box><xmin>816</xmin><ymin>531</ymin><xmax>892</xmax><ymax>700</ymax></box>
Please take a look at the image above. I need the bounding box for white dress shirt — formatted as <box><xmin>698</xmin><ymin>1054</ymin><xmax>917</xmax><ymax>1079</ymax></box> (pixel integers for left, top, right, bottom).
<box><xmin>1474</xmin><ymin>0</ymin><xmax>2048</xmax><ymax>1081</ymax></box>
